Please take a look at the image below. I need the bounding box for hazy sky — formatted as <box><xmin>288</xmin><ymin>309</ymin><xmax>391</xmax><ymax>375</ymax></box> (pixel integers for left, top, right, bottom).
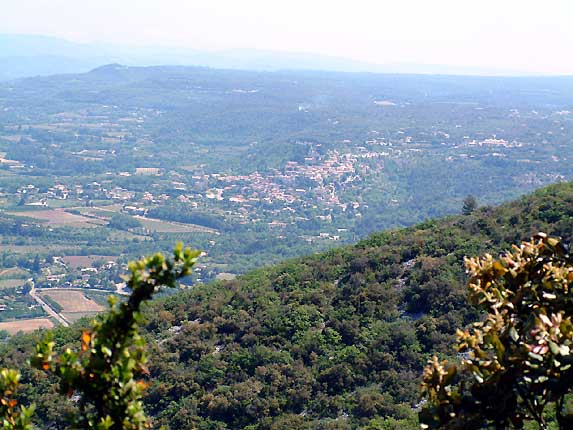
<box><xmin>2</xmin><ymin>0</ymin><xmax>573</xmax><ymax>74</ymax></box>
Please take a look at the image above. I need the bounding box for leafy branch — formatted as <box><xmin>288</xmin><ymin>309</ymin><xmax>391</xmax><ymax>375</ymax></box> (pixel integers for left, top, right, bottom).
<box><xmin>420</xmin><ymin>234</ymin><xmax>573</xmax><ymax>429</ymax></box>
<box><xmin>30</xmin><ymin>243</ymin><xmax>200</xmax><ymax>430</ymax></box>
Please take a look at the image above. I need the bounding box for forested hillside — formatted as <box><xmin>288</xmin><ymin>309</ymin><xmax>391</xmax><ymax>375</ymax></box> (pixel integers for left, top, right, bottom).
<box><xmin>1</xmin><ymin>182</ymin><xmax>573</xmax><ymax>429</ymax></box>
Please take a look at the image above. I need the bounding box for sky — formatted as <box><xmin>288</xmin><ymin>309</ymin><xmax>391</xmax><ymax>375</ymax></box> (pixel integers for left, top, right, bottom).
<box><xmin>1</xmin><ymin>0</ymin><xmax>573</xmax><ymax>74</ymax></box>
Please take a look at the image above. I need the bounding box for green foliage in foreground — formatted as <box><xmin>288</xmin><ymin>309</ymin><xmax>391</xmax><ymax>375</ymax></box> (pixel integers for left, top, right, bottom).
<box><xmin>0</xmin><ymin>368</ymin><xmax>34</xmax><ymax>430</ymax></box>
<box><xmin>3</xmin><ymin>244</ymin><xmax>199</xmax><ymax>430</ymax></box>
<box><xmin>421</xmin><ymin>234</ymin><xmax>573</xmax><ymax>430</ymax></box>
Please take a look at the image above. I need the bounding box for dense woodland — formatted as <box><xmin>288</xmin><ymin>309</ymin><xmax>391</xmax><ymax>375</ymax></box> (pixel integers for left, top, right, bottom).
<box><xmin>0</xmin><ymin>182</ymin><xmax>571</xmax><ymax>429</ymax></box>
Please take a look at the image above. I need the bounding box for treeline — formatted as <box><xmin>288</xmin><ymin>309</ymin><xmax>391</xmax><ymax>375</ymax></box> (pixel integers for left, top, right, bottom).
<box><xmin>147</xmin><ymin>204</ymin><xmax>229</xmax><ymax>231</ymax></box>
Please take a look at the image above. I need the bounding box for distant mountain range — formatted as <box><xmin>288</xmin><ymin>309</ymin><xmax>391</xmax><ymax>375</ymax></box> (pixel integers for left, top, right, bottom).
<box><xmin>0</xmin><ymin>33</ymin><xmax>542</xmax><ymax>81</ymax></box>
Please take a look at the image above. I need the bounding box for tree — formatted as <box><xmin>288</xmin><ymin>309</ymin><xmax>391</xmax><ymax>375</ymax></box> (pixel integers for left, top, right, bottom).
<box><xmin>32</xmin><ymin>255</ymin><xmax>41</xmax><ymax>274</ymax></box>
<box><xmin>25</xmin><ymin>243</ymin><xmax>200</xmax><ymax>430</ymax></box>
<box><xmin>420</xmin><ymin>234</ymin><xmax>573</xmax><ymax>430</ymax></box>
<box><xmin>108</xmin><ymin>213</ymin><xmax>141</xmax><ymax>231</ymax></box>
<box><xmin>462</xmin><ymin>195</ymin><xmax>477</xmax><ymax>215</ymax></box>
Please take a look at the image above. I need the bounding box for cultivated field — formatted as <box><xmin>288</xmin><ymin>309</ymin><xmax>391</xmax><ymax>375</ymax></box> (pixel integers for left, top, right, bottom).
<box><xmin>107</xmin><ymin>230</ymin><xmax>150</xmax><ymax>241</ymax></box>
<box><xmin>0</xmin><ymin>267</ymin><xmax>29</xmax><ymax>278</ymax></box>
<box><xmin>0</xmin><ymin>267</ymin><xmax>30</xmax><ymax>290</ymax></box>
<box><xmin>0</xmin><ymin>279</ymin><xmax>27</xmax><ymax>289</ymax></box>
<box><xmin>75</xmin><ymin>205</ymin><xmax>123</xmax><ymax>217</ymax></box>
<box><xmin>135</xmin><ymin>216</ymin><xmax>217</xmax><ymax>233</ymax></box>
<box><xmin>0</xmin><ymin>318</ymin><xmax>54</xmax><ymax>334</ymax></box>
<box><xmin>6</xmin><ymin>208</ymin><xmax>104</xmax><ymax>228</ymax></box>
<box><xmin>40</xmin><ymin>290</ymin><xmax>104</xmax><ymax>313</ymax></box>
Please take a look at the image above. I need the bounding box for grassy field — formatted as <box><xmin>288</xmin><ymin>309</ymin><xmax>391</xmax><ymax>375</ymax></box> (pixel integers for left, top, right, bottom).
<box><xmin>0</xmin><ymin>267</ymin><xmax>29</xmax><ymax>279</ymax></box>
<box><xmin>83</xmin><ymin>291</ymin><xmax>117</xmax><ymax>307</ymax></box>
<box><xmin>0</xmin><ymin>279</ymin><xmax>27</xmax><ymax>289</ymax></box>
<box><xmin>0</xmin><ymin>318</ymin><xmax>54</xmax><ymax>334</ymax></box>
<box><xmin>75</xmin><ymin>206</ymin><xmax>214</xmax><ymax>233</ymax></box>
<box><xmin>9</xmin><ymin>205</ymin><xmax>215</xmax><ymax>235</ymax></box>
<box><xmin>44</xmin><ymin>199</ymin><xmax>84</xmax><ymax>208</ymax></box>
<box><xmin>39</xmin><ymin>290</ymin><xmax>104</xmax><ymax>313</ymax></box>
<box><xmin>61</xmin><ymin>311</ymin><xmax>100</xmax><ymax>323</ymax></box>
<box><xmin>107</xmin><ymin>230</ymin><xmax>150</xmax><ymax>241</ymax></box>
<box><xmin>6</xmin><ymin>208</ymin><xmax>104</xmax><ymax>228</ymax></box>
<box><xmin>77</xmin><ymin>205</ymin><xmax>123</xmax><ymax>215</ymax></box>
<box><xmin>62</xmin><ymin>255</ymin><xmax>117</xmax><ymax>269</ymax></box>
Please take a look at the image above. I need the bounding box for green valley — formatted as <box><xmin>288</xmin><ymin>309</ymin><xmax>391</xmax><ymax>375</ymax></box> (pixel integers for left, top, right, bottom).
<box><xmin>0</xmin><ymin>67</ymin><xmax>573</xmax><ymax>309</ymax></box>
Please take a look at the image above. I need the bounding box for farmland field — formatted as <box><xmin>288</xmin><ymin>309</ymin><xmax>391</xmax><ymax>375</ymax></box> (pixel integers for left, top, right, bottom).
<box><xmin>0</xmin><ymin>267</ymin><xmax>29</xmax><ymax>290</ymax></box>
<box><xmin>39</xmin><ymin>290</ymin><xmax>104</xmax><ymax>313</ymax></box>
<box><xmin>61</xmin><ymin>311</ymin><xmax>100</xmax><ymax>323</ymax></box>
<box><xmin>6</xmin><ymin>208</ymin><xmax>105</xmax><ymax>228</ymax></box>
<box><xmin>0</xmin><ymin>318</ymin><xmax>54</xmax><ymax>334</ymax></box>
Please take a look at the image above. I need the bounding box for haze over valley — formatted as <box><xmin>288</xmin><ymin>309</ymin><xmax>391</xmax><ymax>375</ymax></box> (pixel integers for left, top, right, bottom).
<box><xmin>1</xmin><ymin>2</ymin><xmax>573</xmax><ymax>429</ymax></box>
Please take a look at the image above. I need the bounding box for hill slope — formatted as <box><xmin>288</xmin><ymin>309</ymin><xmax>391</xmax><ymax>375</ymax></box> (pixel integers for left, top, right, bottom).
<box><xmin>2</xmin><ymin>182</ymin><xmax>573</xmax><ymax>429</ymax></box>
